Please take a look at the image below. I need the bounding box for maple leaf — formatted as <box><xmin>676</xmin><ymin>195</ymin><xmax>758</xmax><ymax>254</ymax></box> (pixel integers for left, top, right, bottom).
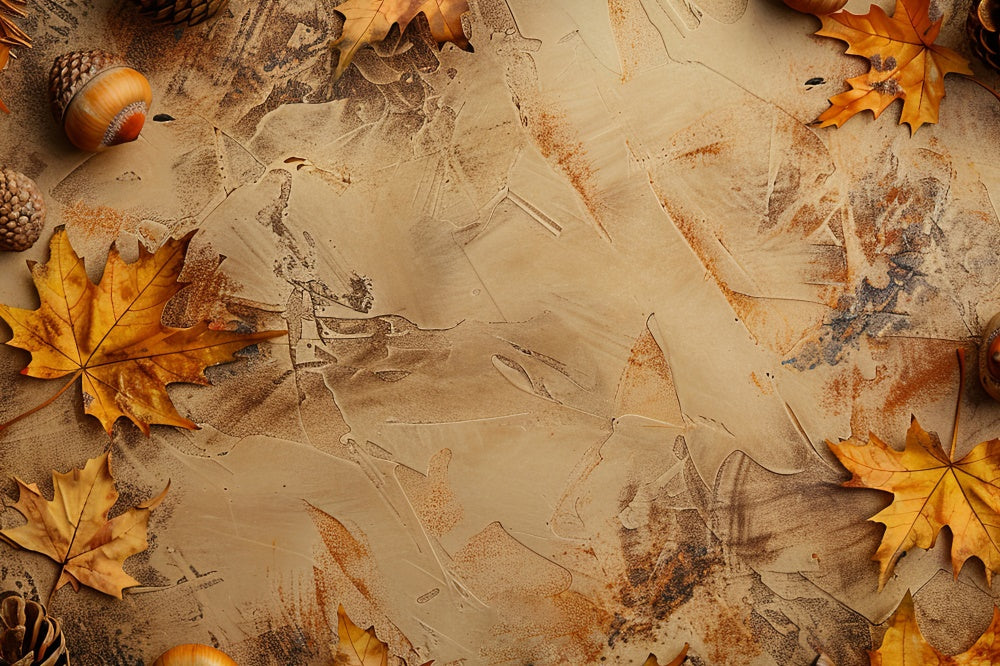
<box><xmin>828</xmin><ymin>351</ymin><xmax>1000</xmax><ymax>589</ymax></box>
<box><xmin>0</xmin><ymin>0</ymin><xmax>31</xmax><ymax>114</ymax></box>
<box><xmin>331</xmin><ymin>0</ymin><xmax>471</xmax><ymax>79</ymax></box>
<box><xmin>643</xmin><ymin>644</ymin><xmax>690</xmax><ymax>666</ymax></box>
<box><xmin>335</xmin><ymin>605</ymin><xmax>432</xmax><ymax>666</ymax></box>
<box><xmin>871</xmin><ymin>591</ymin><xmax>1000</xmax><ymax>664</ymax></box>
<box><xmin>0</xmin><ymin>226</ymin><xmax>286</xmax><ymax>435</ymax></box>
<box><xmin>815</xmin><ymin>0</ymin><xmax>972</xmax><ymax>132</ymax></box>
<box><xmin>0</xmin><ymin>451</ymin><xmax>168</xmax><ymax>599</ymax></box>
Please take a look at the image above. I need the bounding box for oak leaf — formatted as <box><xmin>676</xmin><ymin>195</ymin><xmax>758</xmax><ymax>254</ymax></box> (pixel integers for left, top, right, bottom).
<box><xmin>815</xmin><ymin>0</ymin><xmax>972</xmax><ymax>132</ymax></box>
<box><xmin>0</xmin><ymin>0</ymin><xmax>31</xmax><ymax>113</ymax></box>
<box><xmin>0</xmin><ymin>451</ymin><xmax>168</xmax><ymax>599</ymax></box>
<box><xmin>331</xmin><ymin>0</ymin><xmax>471</xmax><ymax>79</ymax></box>
<box><xmin>829</xmin><ymin>413</ymin><xmax>1000</xmax><ymax>589</ymax></box>
<box><xmin>0</xmin><ymin>226</ymin><xmax>286</xmax><ymax>435</ymax></box>
<box><xmin>871</xmin><ymin>590</ymin><xmax>1000</xmax><ymax>664</ymax></box>
<box><xmin>335</xmin><ymin>605</ymin><xmax>432</xmax><ymax>666</ymax></box>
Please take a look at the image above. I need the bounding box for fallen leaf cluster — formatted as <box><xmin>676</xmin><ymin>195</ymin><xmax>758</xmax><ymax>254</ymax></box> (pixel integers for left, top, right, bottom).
<box><xmin>0</xmin><ymin>0</ymin><xmax>30</xmax><ymax>113</ymax></box>
<box><xmin>331</xmin><ymin>0</ymin><xmax>472</xmax><ymax>79</ymax></box>
<box><xmin>0</xmin><ymin>227</ymin><xmax>283</xmax><ymax>606</ymax></box>
<box><xmin>814</xmin><ymin>0</ymin><xmax>977</xmax><ymax>132</ymax></box>
<box><xmin>828</xmin><ymin>351</ymin><xmax>1000</xmax><ymax>662</ymax></box>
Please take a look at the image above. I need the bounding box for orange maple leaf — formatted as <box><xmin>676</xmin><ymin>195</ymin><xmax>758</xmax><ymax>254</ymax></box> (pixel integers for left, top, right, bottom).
<box><xmin>331</xmin><ymin>0</ymin><xmax>471</xmax><ymax>79</ymax></box>
<box><xmin>0</xmin><ymin>226</ymin><xmax>285</xmax><ymax>435</ymax></box>
<box><xmin>815</xmin><ymin>0</ymin><xmax>972</xmax><ymax>132</ymax></box>
<box><xmin>0</xmin><ymin>451</ymin><xmax>168</xmax><ymax>599</ymax></box>
<box><xmin>871</xmin><ymin>591</ymin><xmax>1000</xmax><ymax>664</ymax></box>
<box><xmin>828</xmin><ymin>351</ymin><xmax>1000</xmax><ymax>589</ymax></box>
<box><xmin>0</xmin><ymin>0</ymin><xmax>31</xmax><ymax>114</ymax></box>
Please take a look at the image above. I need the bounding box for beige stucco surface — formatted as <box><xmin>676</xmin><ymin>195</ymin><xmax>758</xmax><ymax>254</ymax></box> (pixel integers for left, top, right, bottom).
<box><xmin>1</xmin><ymin>0</ymin><xmax>1000</xmax><ymax>663</ymax></box>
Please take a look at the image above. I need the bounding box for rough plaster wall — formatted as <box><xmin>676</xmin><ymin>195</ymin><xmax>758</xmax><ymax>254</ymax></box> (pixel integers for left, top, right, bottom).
<box><xmin>0</xmin><ymin>0</ymin><xmax>999</xmax><ymax>664</ymax></box>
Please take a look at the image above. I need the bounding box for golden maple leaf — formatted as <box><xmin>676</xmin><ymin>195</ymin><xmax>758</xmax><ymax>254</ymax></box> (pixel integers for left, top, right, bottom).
<box><xmin>0</xmin><ymin>226</ymin><xmax>285</xmax><ymax>435</ymax></box>
<box><xmin>815</xmin><ymin>0</ymin><xmax>972</xmax><ymax>132</ymax></box>
<box><xmin>0</xmin><ymin>451</ymin><xmax>168</xmax><ymax>599</ymax></box>
<box><xmin>335</xmin><ymin>605</ymin><xmax>432</xmax><ymax>666</ymax></box>
<box><xmin>0</xmin><ymin>0</ymin><xmax>31</xmax><ymax>114</ymax></box>
<box><xmin>871</xmin><ymin>590</ymin><xmax>1000</xmax><ymax>664</ymax></box>
<box><xmin>828</xmin><ymin>352</ymin><xmax>1000</xmax><ymax>589</ymax></box>
<box><xmin>331</xmin><ymin>0</ymin><xmax>471</xmax><ymax>79</ymax></box>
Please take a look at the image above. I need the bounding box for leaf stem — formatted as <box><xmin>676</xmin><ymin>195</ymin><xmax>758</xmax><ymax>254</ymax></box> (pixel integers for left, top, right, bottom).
<box><xmin>951</xmin><ymin>348</ymin><xmax>965</xmax><ymax>461</ymax></box>
<box><xmin>964</xmin><ymin>75</ymin><xmax>1000</xmax><ymax>105</ymax></box>
<box><xmin>0</xmin><ymin>371</ymin><xmax>81</xmax><ymax>435</ymax></box>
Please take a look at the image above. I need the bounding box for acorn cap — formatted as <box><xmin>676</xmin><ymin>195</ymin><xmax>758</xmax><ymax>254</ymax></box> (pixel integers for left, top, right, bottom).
<box><xmin>134</xmin><ymin>0</ymin><xmax>229</xmax><ymax>25</ymax></box>
<box><xmin>0</xmin><ymin>592</ymin><xmax>70</xmax><ymax>666</ymax></box>
<box><xmin>48</xmin><ymin>49</ymin><xmax>123</xmax><ymax>124</ymax></box>
<box><xmin>0</xmin><ymin>167</ymin><xmax>45</xmax><ymax>252</ymax></box>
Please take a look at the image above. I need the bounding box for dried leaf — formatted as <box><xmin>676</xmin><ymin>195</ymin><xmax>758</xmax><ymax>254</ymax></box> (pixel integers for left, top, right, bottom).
<box><xmin>0</xmin><ymin>451</ymin><xmax>168</xmax><ymax>599</ymax></box>
<box><xmin>828</xmin><ymin>377</ymin><xmax>1000</xmax><ymax>589</ymax></box>
<box><xmin>815</xmin><ymin>0</ymin><xmax>972</xmax><ymax>132</ymax></box>
<box><xmin>643</xmin><ymin>643</ymin><xmax>690</xmax><ymax>665</ymax></box>
<box><xmin>331</xmin><ymin>0</ymin><xmax>471</xmax><ymax>79</ymax></box>
<box><xmin>870</xmin><ymin>591</ymin><xmax>1000</xmax><ymax>664</ymax></box>
<box><xmin>336</xmin><ymin>605</ymin><xmax>388</xmax><ymax>666</ymax></box>
<box><xmin>0</xmin><ymin>226</ymin><xmax>285</xmax><ymax>435</ymax></box>
<box><xmin>0</xmin><ymin>0</ymin><xmax>31</xmax><ymax>114</ymax></box>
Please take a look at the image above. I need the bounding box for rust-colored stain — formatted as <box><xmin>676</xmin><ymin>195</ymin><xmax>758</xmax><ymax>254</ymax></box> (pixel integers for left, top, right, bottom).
<box><xmin>615</xmin><ymin>321</ymin><xmax>684</xmax><ymax>423</ymax></box>
<box><xmin>450</xmin><ymin>522</ymin><xmax>610</xmax><ymax>663</ymax></box>
<box><xmin>395</xmin><ymin>448</ymin><xmax>463</xmax><ymax>538</ymax></box>
<box><xmin>62</xmin><ymin>201</ymin><xmax>141</xmax><ymax>241</ymax></box>
<box><xmin>531</xmin><ymin>108</ymin><xmax>609</xmax><ymax>240</ymax></box>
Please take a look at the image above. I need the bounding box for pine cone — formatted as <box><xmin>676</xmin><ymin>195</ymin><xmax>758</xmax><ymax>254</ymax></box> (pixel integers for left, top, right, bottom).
<box><xmin>0</xmin><ymin>592</ymin><xmax>70</xmax><ymax>666</ymax></box>
<box><xmin>0</xmin><ymin>167</ymin><xmax>45</xmax><ymax>252</ymax></box>
<box><xmin>968</xmin><ymin>0</ymin><xmax>1000</xmax><ymax>72</ymax></box>
<box><xmin>133</xmin><ymin>0</ymin><xmax>228</xmax><ymax>25</ymax></box>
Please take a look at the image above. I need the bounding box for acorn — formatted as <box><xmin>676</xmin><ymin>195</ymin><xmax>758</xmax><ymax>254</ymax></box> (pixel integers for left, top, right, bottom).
<box><xmin>781</xmin><ymin>0</ymin><xmax>848</xmax><ymax>15</ymax></box>
<box><xmin>0</xmin><ymin>167</ymin><xmax>45</xmax><ymax>252</ymax></box>
<box><xmin>133</xmin><ymin>0</ymin><xmax>229</xmax><ymax>25</ymax></box>
<box><xmin>0</xmin><ymin>591</ymin><xmax>70</xmax><ymax>666</ymax></box>
<box><xmin>48</xmin><ymin>50</ymin><xmax>153</xmax><ymax>152</ymax></box>
<box><xmin>152</xmin><ymin>644</ymin><xmax>238</xmax><ymax>666</ymax></box>
<box><xmin>968</xmin><ymin>0</ymin><xmax>1000</xmax><ymax>73</ymax></box>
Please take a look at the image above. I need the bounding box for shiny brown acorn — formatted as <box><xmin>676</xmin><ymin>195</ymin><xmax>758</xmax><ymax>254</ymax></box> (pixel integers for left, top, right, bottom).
<box><xmin>781</xmin><ymin>0</ymin><xmax>848</xmax><ymax>15</ymax></box>
<box><xmin>48</xmin><ymin>50</ymin><xmax>153</xmax><ymax>152</ymax></box>
<box><xmin>980</xmin><ymin>312</ymin><xmax>1000</xmax><ymax>402</ymax></box>
<box><xmin>134</xmin><ymin>0</ymin><xmax>229</xmax><ymax>25</ymax></box>
<box><xmin>968</xmin><ymin>0</ymin><xmax>1000</xmax><ymax>73</ymax></box>
<box><xmin>152</xmin><ymin>644</ymin><xmax>238</xmax><ymax>666</ymax></box>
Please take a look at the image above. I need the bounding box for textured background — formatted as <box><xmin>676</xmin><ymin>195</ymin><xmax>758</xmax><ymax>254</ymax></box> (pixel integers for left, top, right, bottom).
<box><xmin>1</xmin><ymin>0</ymin><xmax>1000</xmax><ymax>663</ymax></box>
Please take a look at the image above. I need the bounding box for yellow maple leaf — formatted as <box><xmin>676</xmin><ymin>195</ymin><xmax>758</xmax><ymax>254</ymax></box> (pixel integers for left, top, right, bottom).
<box><xmin>828</xmin><ymin>352</ymin><xmax>1000</xmax><ymax>589</ymax></box>
<box><xmin>0</xmin><ymin>226</ymin><xmax>285</xmax><ymax>435</ymax></box>
<box><xmin>0</xmin><ymin>0</ymin><xmax>31</xmax><ymax>114</ymax></box>
<box><xmin>331</xmin><ymin>0</ymin><xmax>471</xmax><ymax>79</ymax></box>
<box><xmin>815</xmin><ymin>0</ymin><xmax>972</xmax><ymax>132</ymax></box>
<box><xmin>871</xmin><ymin>591</ymin><xmax>1000</xmax><ymax>664</ymax></box>
<box><xmin>0</xmin><ymin>451</ymin><xmax>168</xmax><ymax>599</ymax></box>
